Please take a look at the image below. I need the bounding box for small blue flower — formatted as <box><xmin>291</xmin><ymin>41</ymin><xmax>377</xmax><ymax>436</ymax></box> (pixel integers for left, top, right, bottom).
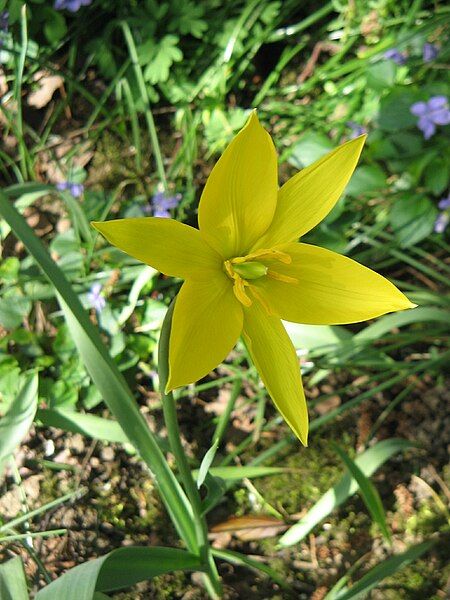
<box><xmin>384</xmin><ymin>48</ymin><xmax>407</xmax><ymax>65</ymax></box>
<box><xmin>434</xmin><ymin>212</ymin><xmax>449</xmax><ymax>234</ymax></box>
<box><xmin>423</xmin><ymin>42</ymin><xmax>439</xmax><ymax>63</ymax></box>
<box><xmin>149</xmin><ymin>189</ymin><xmax>182</xmax><ymax>218</ymax></box>
<box><xmin>435</xmin><ymin>192</ymin><xmax>450</xmax><ymax>234</ymax></box>
<box><xmin>87</xmin><ymin>283</ymin><xmax>106</xmax><ymax>312</ymax></box>
<box><xmin>56</xmin><ymin>181</ymin><xmax>84</xmax><ymax>198</ymax></box>
<box><xmin>0</xmin><ymin>10</ymin><xmax>8</xmax><ymax>32</ymax></box>
<box><xmin>438</xmin><ymin>193</ymin><xmax>450</xmax><ymax>211</ymax></box>
<box><xmin>410</xmin><ymin>96</ymin><xmax>450</xmax><ymax>140</ymax></box>
<box><xmin>0</xmin><ymin>10</ymin><xmax>8</xmax><ymax>46</ymax></box>
<box><xmin>346</xmin><ymin>121</ymin><xmax>367</xmax><ymax>139</ymax></box>
<box><xmin>54</xmin><ymin>0</ymin><xmax>92</xmax><ymax>12</ymax></box>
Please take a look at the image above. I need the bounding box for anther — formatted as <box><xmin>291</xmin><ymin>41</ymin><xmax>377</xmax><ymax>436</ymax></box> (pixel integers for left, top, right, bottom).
<box><xmin>267</xmin><ymin>270</ymin><xmax>299</xmax><ymax>284</ymax></box>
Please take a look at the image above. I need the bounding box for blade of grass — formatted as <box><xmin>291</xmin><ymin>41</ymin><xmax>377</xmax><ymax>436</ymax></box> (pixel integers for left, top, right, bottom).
<box><xmin>121</xmin><ymin>21</ymin><xmax>167</xmax><ymax>190</ymax></box>
<box><xmin>212</xmin><ymin>548</ymin><xmax>289</xmax><ymax>590</ymax></box>
<box><xmin>279</xmin><ymin>438</ymin><xmax>415</xmax><ymax>547</ymax></box>
<box><xmin>328</xmin><ymin>540</ymin><xmax>434</xmax><ymax>600</ymax></box>
<box><xmin>332</xmin><ymin>443</ymin><xmax>391</xmax><ymax>543</ymax></box>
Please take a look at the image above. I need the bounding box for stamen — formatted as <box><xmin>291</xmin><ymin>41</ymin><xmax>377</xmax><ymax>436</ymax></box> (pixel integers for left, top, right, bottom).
<box><xmin>231</xmin><ymin>248</ymin><xmax>292</xmax><ymax>265</ymax></box>
<box><xmin>224</xmin><ymin>260</ymin><xmax>235</xmax><ymax>279</ymax></box>
<box><xmin>249</xmin><ymin>286</ymin><xmax>272</xmax><ymax>315</ymax></box>
<box><xmin>233</xmin><ymin>277</ymin><xmax>252</xmax><ymax>307</ymax></box>
<box><xmin>267</xmin><ymin>270</ymin><xmax>299</xmax><ymax>284</ymax></box>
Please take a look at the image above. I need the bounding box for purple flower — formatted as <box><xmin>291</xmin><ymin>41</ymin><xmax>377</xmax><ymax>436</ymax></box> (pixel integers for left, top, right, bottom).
<box><xmin>56</xmin><ymin>181</ymin><xmax>84</xmax><ymax>198</ymax></box>
<box><xmin>434</xmin><ymin>212</ymin><xmax>449</xmax><ymax>234</ymax></box>
<box><xmin>410</xmin><ymin>96</ymin><xmax>450</xmax><ymax>139</ymax></box>
<box><xmin>0</xmin><ymin>10</ymin><xmax>8</xmax><ymax>46</ymax></box>
<box><xmin>423</xmin><ymin>43</ymin><xmax>438</xmax><ymax>63</ymax></box>
<box><xmin>435</xmin><ymin>192</ymin><xmax>450</xmax><ymax>234</ymax></box>
<box><xmin>87</xmin><ymin>283</ymin><xmax>106</xmax><ymax>312</ymax></box>
<box><xmin>0</xmin><ymin>11</ymin><xmax>8</xmax><ymax>33</ymax></box>
<box><xmin>346</xmin><ymin>121</ymin><xmax>367</xmax><ymax>139</ymax></box>
<box><xmin>384</xmin><ymin>48</ymin><xmax>407</xmax><ymax>65</ymax></box>
<box><xmin>438</xmin><ymin>193</ymin><xmax>450</xmax><ymax>210</ymax></box>
<box><xmin>151</xmin><ymin>190</ymin><xmax>182</xmax><ymax>218</ymax></box>
<box><xmin>54</xmin><ymin>0</ymin><xmax>92</xmax><ymax>12</ymax></box>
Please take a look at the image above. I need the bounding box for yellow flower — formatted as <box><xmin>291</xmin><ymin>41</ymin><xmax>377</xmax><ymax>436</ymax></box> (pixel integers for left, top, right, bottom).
<box><xmin>92</xmin><ymin>112</ymin><xmax>415</xmax><ymax>446</ymax></box>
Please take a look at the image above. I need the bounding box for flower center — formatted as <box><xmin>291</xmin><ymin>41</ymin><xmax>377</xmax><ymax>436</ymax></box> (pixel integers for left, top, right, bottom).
<box><xmin>223</xmin><ymin>248</ymin><xmax>298</xmax><ymax>308</ymax></box>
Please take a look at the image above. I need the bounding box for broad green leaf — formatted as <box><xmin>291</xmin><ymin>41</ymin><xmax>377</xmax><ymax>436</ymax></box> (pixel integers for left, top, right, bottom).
<box><xmin>327</xmin><ymin>540</ymin><xmax>434</xmax><ymax>600</ymax></box>
<box><xmin>345</xmin><ymin>165</ymin><xmax>385</xmax><ymax>197</ymax></box>
<box><xmin>332</xmin><ymin>444</ymin><xmax>391</xmax><ymax>542</ymax></box>
<box><xmin>378</xmin><ymin>89</ymin><xmax>418</xmax><ymax>131</ymax></box>
<box><xmin>0</xmin><ymin>295</ymin><xmax>31</xmax><ymax>329</ymax></box>
<box><xmin>35</xmin><ymin>546</ymin><xmax>202</xmax><ymax>600</ymax></box>
<box><xmin>366</xmin><ymin>61</ymin><xmax>395</xmax><ymax>91</ymax></box>
<box><xmin>0</xmin><ymin>192</ymin><xmax>197</xmax><ymax>554</ymax></box>
<box><xmin>279</xmin><ymin>439</ymin><xmax>415</xmax><ymax>547</ymax></box>
<box><xmin>289</xmin><ymin>131</ymin><xmax>334</xmax><ymax>169</ymax></box>
<box><xmin>0</xmin><ymin>373</ymin><xmax>38</xmax><ymax>476</ymax></box>
<box><xmin>0</xmin><ymin>556</ymin><xmax>29</xmax><ymax>600</ymax></box>
<box><xmin>424</xmin><ymin>156</ymin><xmax>449</xmax><ymax>195</ymax></box>
<box><xmin>389</xmin><ymin>195</ymin><xmax>437</xmax><ymax>247</ymax></box>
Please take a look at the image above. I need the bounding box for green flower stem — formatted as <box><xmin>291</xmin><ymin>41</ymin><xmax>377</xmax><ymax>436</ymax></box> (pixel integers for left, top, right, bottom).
<box><xmin>158</xmin><ymin>301</ymin><xmax>223</xmax><ymax>599</ymax></box>
<box><xmin>0</xmin><ymin>192</ymin><xmax>197</xmax><ymax>554</ymax></box>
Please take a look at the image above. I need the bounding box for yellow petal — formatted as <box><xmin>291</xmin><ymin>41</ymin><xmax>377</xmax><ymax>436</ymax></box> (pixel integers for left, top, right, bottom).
<box><xmin>92</xmin><ymin>217</ymin><xmax>221</xmax><ymax>280</ymax></box>
<box><xmin>167</xmin><ymin>274</ymin><xmax>243</xmax><ymax>391</ymax></box>
<box><xmin>252</xmin><ymin>242</ymin><xmax>415</xmax><ymax>324</ymax></box>
<box><xmin>254</xmin><ymin>135</ymin><xmax>366</xmax><ymax>249</ymax></box>
<box><xmin>242</xmin><ymin>302</ymin><xmax>308</xmax><ymax>445</ymax></box>
<box><xmin>198</xmin><ymin>111</ymin><xmax>278</xmax><ymax>258</ymax></box>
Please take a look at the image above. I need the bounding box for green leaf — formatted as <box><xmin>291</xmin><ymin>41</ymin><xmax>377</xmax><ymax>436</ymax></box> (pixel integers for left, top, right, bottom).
<box><xmin>354</xmin><ymin>307</ymin><xmax>450</xmax><ymax>343</ymax></box>
<box><xmin>0</xmin><ymin>294</ymin><xmax>31</xmax><ymax>329</ymax></box>
<box><xmin>288</xmin><ymin>131</ymin><xmax>334</xmax><ymax>169</ymax></box>
<box><xmin>345</xmin><ymin>165</ymin><xmax>386</xmax><ymax>197</ymax></box>
<box><xmin>284</xmin><ymin>321</ymin><xmax>352</xmax><ymax>354</ymax></box>
<box><xmin>389</xmin><ymin>194</ymin><xmax>437</xmax><ymax>247</ymax></box>
<box><xmin>197</xmin><ymin>440</ymin><xmax>219</xmax><ymax>488</ymax></box>
<box><xmin>328</xmin><ymin>541</ymin><xmax>434</xmax><ymax>600</ymax></box>
<box><xmin>143</xmin><ymin>35</ymin><xmax>183</xmax><ymax>84</ymax></box>
<box><xmin>117</xmin><ymin>265</ymin><xmax>156</xmax><ymax>326</ymax></box>
<box><xmin>200</xmin><ymin>474</ymin><xmax>227</xmax><ymax>515</ymax></box>
<box><xmin>212</xmin><ymin>547</ymin><xmax>289</xmax><ymax>590</ymax></box>
<box><xmin>43</xmin><ymin>8</ymin><xmax>67</xmax><ymax>44</ymax></box>
<box><xmin>424</xmin><ymin>156</ymin><xmax>449</xmax><ymax>195</ymax></box>
<box><xmin>0</xmin><ymin>257</ymin><xmax>20</xmax><ymax>283</ymax></box>
<box><xmin>0</xmin><ymin>556</ymin><xmax>29</xmax><ymax>600</ymax></box>
<box><xmin>332</xmin><ymin>444</ymin><xmax>391</xmax><ymax>542</ymax></box>
<box><xmin>36</xmin><ymin>408</ymin><xmax>131</xmax><ymax>446</ymax></box>
<box><xmin>378</xmin><ymin>89</ymin><xmax>418</xmax><ymax>131</ymax></box>
<box><xmin>0</xmin><ymin>374</ymin><xmax>38</xmax><ymax>476</ymax></box>
<box><xmin>366</xmin><ymin>61</ymin><xmax>396</xmax><ymax>91</ymax></box>
<box><xmin>35</xmin><ymin>546</ymin><xmax>202</xmax><ymax>599</ymax></box>
<box><xmin>0</xmin><ymin>192</ymin><xmax>197</xmax><ymax>554</ymax></box>
<box><xmin>279</xmin><ymin>439</ymin><xmax>415</xmax><ymax>547</ymax></box>
<box><xmin>201</xmin><ymin>466</ymin><xmax>288</xmax><ymax>480</ymax></box>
